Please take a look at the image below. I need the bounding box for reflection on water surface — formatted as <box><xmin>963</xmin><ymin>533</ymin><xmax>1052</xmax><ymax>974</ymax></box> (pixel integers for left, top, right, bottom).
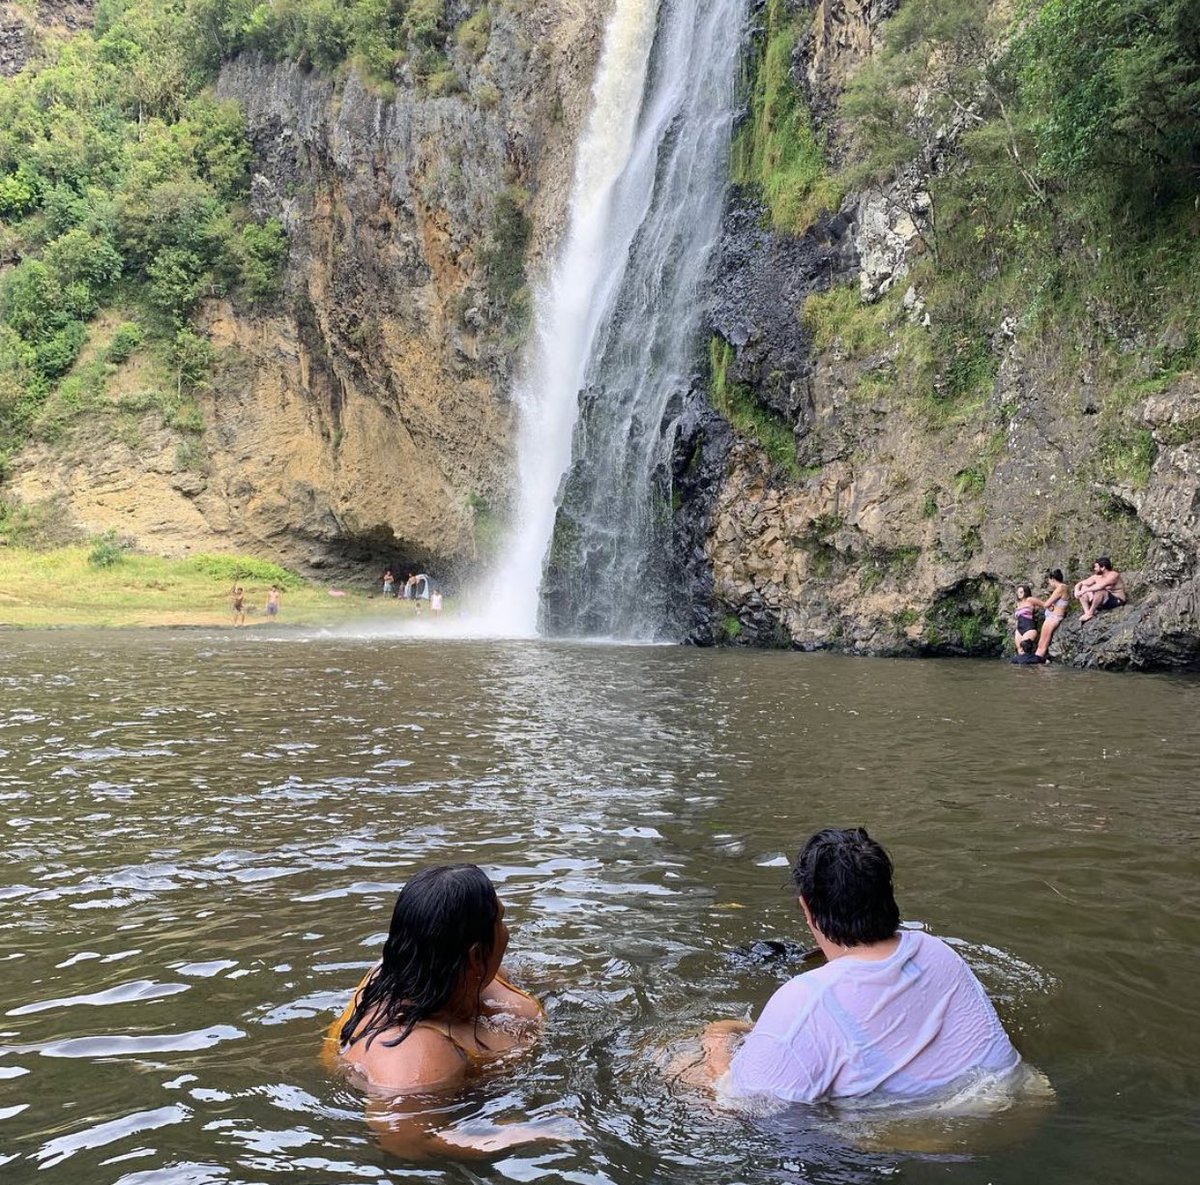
<box><xmin>0</xmin><ymin>631</ymin><xmax>1198</xmax><ymax>1184</ymax></box>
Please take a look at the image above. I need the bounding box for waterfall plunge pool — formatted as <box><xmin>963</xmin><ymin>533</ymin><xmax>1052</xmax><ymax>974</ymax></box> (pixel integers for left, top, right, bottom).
<box><xmin>0</xmin><ymin>630</ymin><xmax>1196</xmax><ymax>1184</ymax></box>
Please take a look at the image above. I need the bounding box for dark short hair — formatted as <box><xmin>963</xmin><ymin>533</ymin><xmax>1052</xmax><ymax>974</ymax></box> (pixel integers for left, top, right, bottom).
<box><xmin>1021</xmin><ymin>637</ymin><xmax>1035</xmax><ymax>654</ymax></box>
<box><xmin>792</xmin><ymin>828</ymin><xmax>900</xmax><ymax>946</ymax></box>
<box><xmin>1096</xmin><ymin>556</ymin><xmax>1112</xmax><ymax>571</ymax></box>
<box><xmin>1046</xmin><ymin>568</ymin><xmax>1063</xmax><ymax>582</ymax></box>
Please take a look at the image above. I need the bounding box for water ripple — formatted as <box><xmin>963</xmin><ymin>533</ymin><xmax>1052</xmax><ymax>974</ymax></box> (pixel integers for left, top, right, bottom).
<box><xmin>6</xmin><ymin>980</ymin><xmax>189</xmax><ymax>1016</ymax></box>
<box><xmin>0</xmin><ymin>633</ymin><xmax>1196</xmax><ymax>1184</ymax></box>
<box><xmin>33</xmin><ymin>1105</ymin><xmax>191</xmax><ymax>1169</ymax></box>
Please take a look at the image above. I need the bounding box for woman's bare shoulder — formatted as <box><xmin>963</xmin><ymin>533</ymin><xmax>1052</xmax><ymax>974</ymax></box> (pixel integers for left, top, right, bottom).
<box><xmin>345</xmin><ymin>1024</ymin><xmax>467</xmax><ymax>1092</ymax></box>
<box><xmin>484</xmin><ymin>970</ymin><xmax>543</xmax><ymax>1020</ymax></box>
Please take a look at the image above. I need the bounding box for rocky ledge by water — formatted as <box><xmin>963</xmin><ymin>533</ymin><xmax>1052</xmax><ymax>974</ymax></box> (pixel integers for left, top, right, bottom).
<box><xmin>677</xmin><ymin>0</ymin><xmax>1200</xmax><ymax>672</ymax></box>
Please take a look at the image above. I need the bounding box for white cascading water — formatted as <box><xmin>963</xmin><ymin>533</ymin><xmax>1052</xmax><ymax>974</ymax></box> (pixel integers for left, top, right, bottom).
<box><xmin>482</xmin><ymin>0</ymin><xmax>745</xmax><ymax>639</ymax></box>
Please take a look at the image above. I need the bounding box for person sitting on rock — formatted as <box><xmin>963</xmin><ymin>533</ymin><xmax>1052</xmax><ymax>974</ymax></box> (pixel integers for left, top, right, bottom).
<box><xmin>1074</xmin><ymin>556</ymin><xmax>1127</xmax><ymax>622</ymax></box>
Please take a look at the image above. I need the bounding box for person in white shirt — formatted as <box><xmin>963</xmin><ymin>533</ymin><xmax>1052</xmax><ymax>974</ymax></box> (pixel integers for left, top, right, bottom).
<box><xmin>700</xmin><ymin>827</ymin><xmax>1020</xmax><ymax>1103</ymax></box>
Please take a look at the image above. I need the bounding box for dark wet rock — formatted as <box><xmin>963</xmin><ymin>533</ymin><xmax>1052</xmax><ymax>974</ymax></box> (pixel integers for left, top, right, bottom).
<box><xmin>1</xmin><ymin>1</ymin><xmax>94</xmax><ymax>76</ymax></box>
<box><xmin>709</xmin><ymin>194</ymin><xmax>857</xmax><ymax>422</ymax></box>
<box><xmin>728</xmin><ymin>938</ymin><xmax>825</xmax><ymax>982</ymax></box>
<box><xmin>670</xmin><ymin>387</ymin><xmax>734</xmax><ymax>646</ymax></box>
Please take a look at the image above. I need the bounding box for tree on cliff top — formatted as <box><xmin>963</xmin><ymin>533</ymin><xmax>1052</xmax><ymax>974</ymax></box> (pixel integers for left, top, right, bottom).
<box><xmin>1013</xmin><ymin>0</ymin><xmax>1200</xmax><ymax>215</ymax></box>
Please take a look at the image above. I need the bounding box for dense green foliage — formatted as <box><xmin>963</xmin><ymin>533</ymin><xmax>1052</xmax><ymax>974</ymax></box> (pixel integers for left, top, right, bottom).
<box><xmin>0</xmin><ymin>1</ymin><xmax>496</xmax><ymax>476</ymax></box>
<box><xmin>0</xmin><ymin>0</ymin><xmax>294</xmax><ymax>473</ymax></box>
<box><xmin>1014</xmin><ymin>0</ymin><xmax>1200</xmax><ymax>213</ymax></box>
<box><xmin>731</xmin><ymin>0</ymin><xmax>1200</xmax><ymax>487</ymax></box>
<box><xmin>841</xmin><ymin>0</ymin><xmax>1199</xmax><ymax>219</ymax></box>
<box><xmin>88</xmin><ymin>528</ymin><xmax>131</xmax><ymax>568</ymax></box>
<box><xmin>193</xmin><ymin>0</ymin><xmax>486</xmax><ymax>88</ymax></box>
<box><xmin>839</xmin><ymin>0</ymin><xmax>995</xmax><ymax>187</ymax></box>
<box><xmin>733</xmin><ymin>0</ymin><xmax>841</xmax><ymax>232</ymax></box>
<box><xmin>183</xmin><ymin>552</ymin><xmax>304</xmax><ymax>588</ymax></box>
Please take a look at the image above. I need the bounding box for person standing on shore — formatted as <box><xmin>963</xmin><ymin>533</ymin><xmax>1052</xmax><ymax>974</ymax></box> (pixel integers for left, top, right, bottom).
<box><xmin>1036</xmin><ymin>569</ymin><xmax>1070</xmax><ymax>656</ymax></box>
<box><xmin>231</xmin><ymin>585</ymin><xmax>246</xmax><ymax>628</ymax></box>
<box><xmin>266</xmin><ymin>585</ymin><xmax>282</xmax><ymax>620</ymax></box>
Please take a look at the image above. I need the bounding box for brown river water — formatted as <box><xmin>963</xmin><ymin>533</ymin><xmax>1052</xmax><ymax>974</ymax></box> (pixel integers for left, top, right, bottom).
<box><xmin>0</xmin><ymin>629</ymin><xmax>1197</xmax><ymax>1184</ymax></box>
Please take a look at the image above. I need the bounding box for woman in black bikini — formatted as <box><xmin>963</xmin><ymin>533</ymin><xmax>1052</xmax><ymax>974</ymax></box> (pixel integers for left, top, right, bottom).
<box><xmin>328</xmin><ymin>865</ymin><xmax>561</xmax><ymax>1156</ymax></box>
<box><xmin>1013</xmin><ymin>584</ymin><xmax>1043</xmax><ymax>654</ymax></box>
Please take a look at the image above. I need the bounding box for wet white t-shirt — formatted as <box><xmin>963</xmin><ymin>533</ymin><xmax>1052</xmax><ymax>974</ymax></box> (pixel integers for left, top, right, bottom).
<box><xmin>727</xmin><ymin>930</ymin><xmax>1019</xmax><ymax>1102</ymax></box>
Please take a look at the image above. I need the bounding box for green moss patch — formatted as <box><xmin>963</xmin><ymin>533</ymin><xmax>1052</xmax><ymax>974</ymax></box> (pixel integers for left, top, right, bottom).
<box><xmin>709</xmin><ymin>335</ymin><xmax>801</xmax><ymax>478</ymax></box>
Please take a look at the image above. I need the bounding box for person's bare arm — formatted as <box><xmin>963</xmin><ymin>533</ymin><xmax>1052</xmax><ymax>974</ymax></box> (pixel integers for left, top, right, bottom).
<box><xmin>700</xmin><ymin>1019</ymin><xmax>753</xmax><ymax>1080</ymax></box>
<box><xmin>349</xmin><ymin>1025</ymin><xmax>467</xmax><ymax>1095</ymax></box>
<box><xmin>367</xmin><ymin>1098</ymin><xmax>576</xmax><ymax>1160</ymax></box>
<box><xmin>481</xmin><ymin>968</ymin><xmax>542</xmax><ymax>1020</ymax></box>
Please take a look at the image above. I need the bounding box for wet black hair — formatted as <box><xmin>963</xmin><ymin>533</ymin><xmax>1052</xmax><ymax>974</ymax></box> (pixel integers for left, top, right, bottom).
<box><xmin>1016</xmin><ymin>584</ymin><xmax>1030</xmax><ymax>600</ymax></box>
<box><xmin>1046</xmin><ymin>568</ymin><xmax>1063</xmax><ymax>583</ymax></box>
<box><xmin>1096</xmin><ymin>556</ymin><xmax>1112</xmax><ymax>571</ymax></box>
<box><xmin>1021</xmin><ymin>637</ymin><xmax>1036</xmax><ymax>654</ymax></box>
<box><xmin>340</xmin><ymin>864</ymin><xmax>500</xmax><ymax>1051</ymax></box>
<box><xmin>792</xmin><ymin>828</ymin><xmax>900</xmax><ymax>947</ymax></box>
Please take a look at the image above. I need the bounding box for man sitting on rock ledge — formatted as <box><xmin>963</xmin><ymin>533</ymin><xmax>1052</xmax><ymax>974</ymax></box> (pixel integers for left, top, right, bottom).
<box><xmin>1074</xmin><ymin>556</ymin><xmax>1127</xmax><ymax>622</ymax></box>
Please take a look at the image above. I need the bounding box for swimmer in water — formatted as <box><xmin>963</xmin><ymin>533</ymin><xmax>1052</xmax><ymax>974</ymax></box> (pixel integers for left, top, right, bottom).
<box><xmin>698</xmin><ymin>828</ymin><xmax>1021</xmax><ymax>1103</ymax></box>
<box><xmin>328</xmin><ymin>864</ymin><xmax>569</xmax><ymax>1157</ymax></box>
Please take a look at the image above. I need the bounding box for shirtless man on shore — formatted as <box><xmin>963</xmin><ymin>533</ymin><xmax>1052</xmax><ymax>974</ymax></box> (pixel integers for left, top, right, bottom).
<box><xmin>1075</xmin><ymin>556</ymin><xmax>1127</xmax><ymax>622</ymax></box>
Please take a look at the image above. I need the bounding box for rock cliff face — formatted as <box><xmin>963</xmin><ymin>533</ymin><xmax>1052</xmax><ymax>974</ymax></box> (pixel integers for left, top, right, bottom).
<box><xmin>0</xmin><ymin>1</ymin><xmax>93</xmax><ymax>76</ymax></box>
<box><xmin>10</xmin><ymin>1</ymin><xmax>607</xmax><ymax>579</ymax></box>
<box><xmin>691</xmin><ymin>0</ymin><xmax>1200</xmax><ymax>670</ymax></box>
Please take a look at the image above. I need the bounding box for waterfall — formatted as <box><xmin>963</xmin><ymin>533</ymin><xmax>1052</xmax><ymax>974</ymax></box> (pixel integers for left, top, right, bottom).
<box><xmin>484</xmin><ymin>0</ymin><xmax>745</xmax><ymax>639</ymax></box>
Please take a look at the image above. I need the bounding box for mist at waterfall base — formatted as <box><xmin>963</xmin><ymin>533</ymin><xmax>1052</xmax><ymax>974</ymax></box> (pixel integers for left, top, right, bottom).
<box><xmin>472</xmin><ymin>0</ymin><xmax>745</xmax><ymax>642</ymax></box>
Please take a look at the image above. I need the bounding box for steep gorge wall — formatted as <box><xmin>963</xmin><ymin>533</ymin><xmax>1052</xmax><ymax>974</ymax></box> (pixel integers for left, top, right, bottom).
<box><xmin>691</xmin><ymin>0</ymin><xmax>1200</xmax><ymax>670</ymax></box>
<box><xmin>9</xmin><ymin>1</ymin><xmax>607</xmax><ymax>579</ymax></box>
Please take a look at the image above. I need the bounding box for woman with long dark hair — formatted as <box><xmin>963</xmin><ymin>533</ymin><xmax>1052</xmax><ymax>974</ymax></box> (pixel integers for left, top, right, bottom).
<box><xmin>331</xmin><ymin>864</ymin><xmax>541</xmax><ymax>1088</ymax></box>
<box><xmin>1036</xmin><ymin>568</ymin><xmax>1070</xmax><ymax>657</ymax></box>
<box><xmin>327</xmin><ymin>865</ymin><xmax>560</xmax><ymax>1156</ymax></box>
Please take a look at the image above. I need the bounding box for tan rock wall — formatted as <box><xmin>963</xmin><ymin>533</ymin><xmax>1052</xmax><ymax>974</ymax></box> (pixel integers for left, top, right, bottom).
<box><xmin>8</xmin><ymin>2</ymin><xmax>610</xmax><ymax>579</ymax></box>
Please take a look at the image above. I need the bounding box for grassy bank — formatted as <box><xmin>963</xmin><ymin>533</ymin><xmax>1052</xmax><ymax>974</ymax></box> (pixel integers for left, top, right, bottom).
<box><xmin>0</xmin><ymin>546</ymin><xmax>430</xmax><ymax>629</ymax></box>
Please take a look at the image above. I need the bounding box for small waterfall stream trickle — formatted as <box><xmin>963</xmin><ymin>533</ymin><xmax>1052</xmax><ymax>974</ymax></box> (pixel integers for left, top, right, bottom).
<box><xmin>484</xmin><ymin>0</ymin><xmax>746</xmax><ymax>640</ymax></box>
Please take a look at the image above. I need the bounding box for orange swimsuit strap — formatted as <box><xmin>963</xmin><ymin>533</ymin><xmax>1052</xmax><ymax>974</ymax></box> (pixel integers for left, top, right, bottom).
<box><xmin>326</xmin><ymin>967</ymin><xmax>542</xmax><ymax>1053</ymax></box>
